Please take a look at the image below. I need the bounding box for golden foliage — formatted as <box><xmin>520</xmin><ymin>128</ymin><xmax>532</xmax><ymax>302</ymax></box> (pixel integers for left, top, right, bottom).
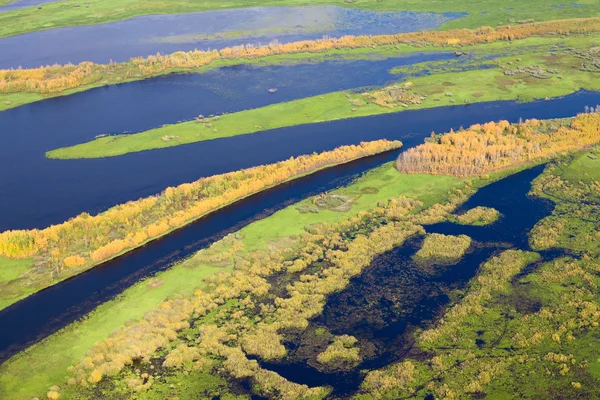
<box><xmin>0</xmin><ymin>140</ymin><xmax>401</xmax><ymax>279</ymax></box>
<box><xmin>396</xmin><ymin>114</ymin><xmax>600</xmax><ymax>177</ymax></box>
<box><xmin>62</xmin><ymin>255</ymin><xmax>85</xmax><ymax>268</ymax></box>
<box><xmin>316</xmin><ymin>335</ymin><xmax>362</xmax><ymax>371</ymax></box>
<box><xmin>413</xmin><ymin>233</ymin><xmax>472</xmax><ymax>265</ymax></box>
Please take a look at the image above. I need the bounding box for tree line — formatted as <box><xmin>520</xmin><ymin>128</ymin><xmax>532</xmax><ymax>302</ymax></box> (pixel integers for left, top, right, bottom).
<box><xmin>2</xmin><ymin>17</ymin><xmax>600</xmax><ymax>94</ymax></box>
<box><xmin>396</xmin><ymin>114</ymin><xmax>600</xmax><ymax>177</ymax></box>
<box><xmin>0</xmin><ymin>140</ymin><xmax>401</xmax><ymax>284</ymax></box>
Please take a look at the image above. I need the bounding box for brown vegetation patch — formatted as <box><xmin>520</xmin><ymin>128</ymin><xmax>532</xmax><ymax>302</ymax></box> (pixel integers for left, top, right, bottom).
<box><xmin>360</xmin><ymin>186</ymin><xmax>380</xmax><ymax>194</ymax></box>
<box><xmin>365</xmin><ymin>85</ymin><xmax>426</xmax><ymax>108</ymax></box>
<box><xmin>147</xmin><ymin>279</ymin><xmax>164</xmax><ymax>289</ymax></box>
<box><xmin>314</xmin><ymin>194</ymin><xmax>353</xmax><ymax>212</ymax></box>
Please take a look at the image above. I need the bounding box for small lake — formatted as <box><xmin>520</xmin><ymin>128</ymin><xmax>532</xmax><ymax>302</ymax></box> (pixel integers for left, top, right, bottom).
<box><xmin>0</xmin><ymin>6</ymin><xmax>464</xmax><ymax>68</ymax></box>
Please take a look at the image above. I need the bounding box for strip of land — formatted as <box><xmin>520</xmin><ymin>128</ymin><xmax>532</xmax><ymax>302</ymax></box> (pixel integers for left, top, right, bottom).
<box><xmin>47</xmin><ymin>33</ymin><xmax>600</xmax><ymax>159</ymax></box>
<box><xmin>3</xmin><ymin>17</ymin><xmax>600</xmax><ymax>112</ymax></box>
<box><xmin>0</xmin><ymin>140</ymin><xmax>400</xmax><ymax>310</ymax></box>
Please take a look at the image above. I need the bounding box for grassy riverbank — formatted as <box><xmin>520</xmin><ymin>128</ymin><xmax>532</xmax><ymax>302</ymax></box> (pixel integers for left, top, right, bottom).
<box><xmin>2</xmin><ymin>0</ymin><xmax>600</xmax><ymax>39</ymax></box>
<box><xmin>0</xmin><ymin>163</ymin><xmax>467</xmax><ymax>400</ymax></box>
<box><xmin>47</xmin><ymin>34</ymin><xmax>600</xmax><ymax>160</ymax></box>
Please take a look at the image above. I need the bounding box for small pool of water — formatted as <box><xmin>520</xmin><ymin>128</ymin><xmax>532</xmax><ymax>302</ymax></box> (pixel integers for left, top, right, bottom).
<box><xmin>0</xmin><ymin>6</ymin><xmax>464</xmax><ymax>68</ymax></box>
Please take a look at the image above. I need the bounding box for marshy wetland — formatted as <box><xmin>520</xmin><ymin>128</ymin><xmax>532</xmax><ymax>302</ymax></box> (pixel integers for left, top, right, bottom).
<box><xmin>2</xmin><ymin>2</ymin><xmax>600</xmax><ymax>400</ymax></box>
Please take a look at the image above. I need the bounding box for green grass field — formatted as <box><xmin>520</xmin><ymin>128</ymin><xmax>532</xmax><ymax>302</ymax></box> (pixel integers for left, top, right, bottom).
<box><xmin>47</xmin><ymin>34</ymin><xmax>600</xmax><ymax>160</ymax></box>
<box><xmin>1</xmin><ymin>0</ymin><xmax>600</xmax><ymax>39</ymax></box>
<box><xmin>560</xmin><ymin>147</ymin><xmax>600</xmax><ymax>183</ymax></box>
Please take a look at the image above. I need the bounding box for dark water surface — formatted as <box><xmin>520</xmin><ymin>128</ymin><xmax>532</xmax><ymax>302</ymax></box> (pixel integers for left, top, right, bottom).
<box><xmin>0</xmin><ymin>0</ymin><xmax>56</xmax><ymax>13</ymax></box>
<box><xmin>0</xmin><ymin>6</ymin><xmax>462</xmax><ymax>68</ymax></box>
<box><xmin>263</xmin><ymin>166</ymin><xmax>555</xmax><ymax>395</ymax></box>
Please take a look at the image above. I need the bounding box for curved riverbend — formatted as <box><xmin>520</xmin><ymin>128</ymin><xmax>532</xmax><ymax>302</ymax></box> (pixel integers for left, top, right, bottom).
<box><xmin>0</xmin><ymin>6</ymin><xmax>462</xmax><ymax>68</ymax></box>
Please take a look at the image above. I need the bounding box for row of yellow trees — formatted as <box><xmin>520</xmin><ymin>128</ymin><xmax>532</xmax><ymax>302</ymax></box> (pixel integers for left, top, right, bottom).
<box><xmin>0</xmin><ymin>140</ymin><xmax>401</xmax><ymax>273</ymax></box>
<box><xmin>396</xmin><ymin>113</ymin><xmax>600</xmax><ymax>177</ymax></box>
<box><xmin>2</xmin><ymin>17</ymin><xmax>600</xmax><ymax>94</ymax></box>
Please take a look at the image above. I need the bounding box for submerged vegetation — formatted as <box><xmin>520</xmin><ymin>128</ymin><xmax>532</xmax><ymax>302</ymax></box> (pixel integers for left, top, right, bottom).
<box><xmin>357</xmin><ymin>147</ymin><xmax>600</xmax><ymax>399</ymax></box>
<box><xmin>32</xmin><ymin>166</ymin><xmax>474</xmax><ymax>399</ymax></box>
<box><xmin>0</xmin><ymin>140</ymin><xmax>400</xmax><ymax>309</ymax></box>
<box><xmin>2</xmin><ymin>0</ymin><xmax>600</xmax><ymax>40</ymax></box>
